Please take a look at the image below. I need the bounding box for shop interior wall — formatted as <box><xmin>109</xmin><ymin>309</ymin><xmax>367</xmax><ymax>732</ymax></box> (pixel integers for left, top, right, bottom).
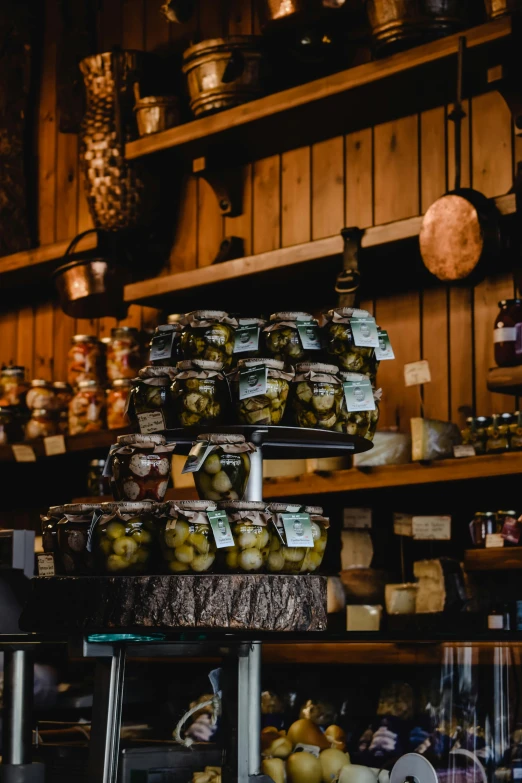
<box><xmin>0</xmin><ymin>0</ymin><xmax>518</xmax><ymax>431</ymax></box>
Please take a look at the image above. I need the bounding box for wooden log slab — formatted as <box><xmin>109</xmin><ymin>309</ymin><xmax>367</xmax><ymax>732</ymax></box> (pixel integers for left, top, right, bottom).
<box><xmin>20</xmin><ymin>575</ymin><xmax>327</xmax><ymax>633</ymax></box>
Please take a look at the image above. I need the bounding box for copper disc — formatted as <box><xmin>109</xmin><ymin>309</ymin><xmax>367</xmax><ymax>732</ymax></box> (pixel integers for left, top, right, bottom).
<box><xmin>419</xmin><ymin>194</ymin><xmax>485</xmax><ymax>281</ymax></box>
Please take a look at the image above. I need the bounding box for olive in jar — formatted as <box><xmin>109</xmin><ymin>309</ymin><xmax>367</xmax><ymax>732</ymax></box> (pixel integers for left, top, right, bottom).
<box><xmin>267</xmin><ymin>504</ymin><xmax>329</xmax><ymax>574</ymax></box>
<box><xmin>180</xmin><ymin>310</ymin><xmax>237</xmax><ymax>369</ymax></box>
<box><xmin>96</xmin><ymin>501</ymin><xmax>158</xmax><ymax>574</ymax></box>
<box><xmin>192</xmin><ymin>434</ymin><xmax>254</xmax><ymax>501</ymax></box>
<box><xmin>321</xmin><ymin>308</ymin><xmax>379</xmax><ymax>381</ymax></box>
<box><xmin>128</xmin><ymin>367</ymin><xmax>177</xmax><ymax>433</ymax></box>
<box><xmin>292</xmin><ymin>362</ymin><xmax>343</xmax><ymax>431</ymax></box>
<box><xmin>263</xmin><ymin>312</ymin><xmax>320</xmax><ymax>364</ymax></box>
<box><xmin>171</xmin><ymin>360</ymin><xmax>226</xmax><ymax>428</ymax></box>
<box><xmin>162</xmin><ymin>500</ymin><xmax>217</xmax><ymax>573</ymax></box>
<box><xmin>219</xmin><ymin>501</ymin><xmax>270</xmax><ymax>572</ymax></box>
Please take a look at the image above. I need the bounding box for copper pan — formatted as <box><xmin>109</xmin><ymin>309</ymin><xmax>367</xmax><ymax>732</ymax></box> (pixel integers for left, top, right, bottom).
<box><xmin>484</xmin><ymin>0</ymin><xmax>521</xmax><ymax>18</ymax></box>
<box><xmin>261</xmin><ymin>0</ymin><xmax>346</xmax><ymax>25</ymax></box>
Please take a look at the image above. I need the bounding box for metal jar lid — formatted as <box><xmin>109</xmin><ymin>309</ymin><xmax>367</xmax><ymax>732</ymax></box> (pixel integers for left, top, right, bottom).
<box><xmin>2</xmin><ymin>366</ymin><xmax>25</xmax><ymax>377</ymax></box>
<box><xmin>30</xmin><ymin>379</ymin><xmax>53</xmax><ymax>388</ymax></box>
<box><xmin>53</xmin><ymin>381</ymin><xmax>72</xmax><ymax>391</ymax></box>
<box><xmin>72</xmin><ymin>334</ymin><xmax>97</xmax><ymax>343</ymax></box>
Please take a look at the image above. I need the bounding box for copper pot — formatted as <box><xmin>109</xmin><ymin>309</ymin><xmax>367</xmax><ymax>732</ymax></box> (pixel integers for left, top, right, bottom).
<box><xmin>366</xmin><ymin>0</ymin><xmax>469</xmax><ymax>52</ymax></box>
<box><xmin>260</xmin><ymin>0</ymin><xmax>346</xmax><ymax>25</ymax></box>
<box><xmin>134</xmin><ymin>96</ymin><xmax>180</xmax><ymax>136</ymax></box>
<box><xmin>484</xmin><ymin>0</ymin><xmax>520</xmax><ymax>18</ymax></box>
<box><xmin>182</xmin><ymin>36</ymin><xmax>264</xmax><ymax>117</ymax></box>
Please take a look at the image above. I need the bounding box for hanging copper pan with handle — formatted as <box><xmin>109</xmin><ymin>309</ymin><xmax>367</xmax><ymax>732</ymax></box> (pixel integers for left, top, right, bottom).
<box><xmin>419</xmin><ymin>37</ymin><xmax>501</xmax><ymax>282</ymax></box>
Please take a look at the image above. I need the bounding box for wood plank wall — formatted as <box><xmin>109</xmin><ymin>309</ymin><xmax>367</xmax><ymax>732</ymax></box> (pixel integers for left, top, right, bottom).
<box><xmin>0</xmin><ymin>0</ymin><xmax>517</xmax><ymax>433</ymax></box>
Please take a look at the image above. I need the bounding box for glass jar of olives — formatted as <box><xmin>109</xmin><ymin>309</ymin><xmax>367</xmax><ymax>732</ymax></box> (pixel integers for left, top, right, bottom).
<box><xmin>128</xmin><ymin>366</ymin><xmax>177</xmax><ymax>434</ymax></box>
<box><xmin>171</xmin><ymin>360</ymin><xmax>226</xmax><ymax>428</ymax></box>
<box><xmin>267</xmin><ymin>503</ymin><xmax>329</xmax><ymax>574</ymax></box>
<box><xmin>192</xmin><ymin>433</ymin><xmax>255</xmax><ymax>501</ymax></box>
<box><xmin>111</xmin><ymin>433</ymin><xmax>175</xmax><ymax>502</ymax></box>
<box><xmin>180</xmin><ymin>310</ymin><xmax>238</xmax><ymax>369</ymax></box>
<box><xmin>293</xmin><ymin>362</ymin><xmax>343</xmax><ymax>431</ymax></box>
<box><xmin>321</xmin><ymin>307</ymin><xmax>379</xmax><ymax>382</ymax></box>
<box><xmin>229</xmin><ymin>358</ymin><xmax>294</xmax><ymax>426</ymax></box>
<box><xmin>219</xmin><ymin>501</ymin><xmax>271</xmax><ymax>572</ymax></box>
<box><xmin>161</xmin><ymin>500</ymin><xmax>217</xmax><ymax>573</ymax></box>
<box><xmin>486</xmin><ymin>413</ymin><xmax>512</xmax><ymax>453</ymax></box>
<box><xmin>150</xmin><ymin>323</ymin><xmax>183</xmax><ymax>367</ymax></box>
<box><xmin>56</xmin><ymin>503</ymin><xmax>100</xmax><ymax>574</ymax></box>
<box><xmin>96</xmin><ymin>501</ymin><xmax>158</xmax><ymax>574</ymax></box>
<box><xmin>263</xmin><ymin>312</ymin><xmax>321</xmax><ymax>364</ymax></box>
<box><xmin>337</xmin><ymin>371</ymin><xmax>381</xmax><ymax>440</ymax></box>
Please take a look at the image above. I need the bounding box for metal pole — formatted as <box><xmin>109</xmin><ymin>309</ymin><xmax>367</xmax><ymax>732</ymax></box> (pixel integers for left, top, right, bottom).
<box><xmin>88</xmin><ymin>646</ymin><xmax>126</xmax><ymax>783</ymax></box>
<box><xmin>246</xmin><ymin>446</ymin><xmax>263</xmax><ymax>503</ymax></box>
<box><xmin>247</xmin><ymin>643</ymin><xmax>262</xmax><ymax>777</ymax></box>
<box><xmin>2</xmin><ymin>649</ymin><xmax>33</xmax><ymax>766</ymax></box>
<box><xmin>237</xmin><ymin>652</ymin><xmax>250</xmax><ymax>783</ymax></box>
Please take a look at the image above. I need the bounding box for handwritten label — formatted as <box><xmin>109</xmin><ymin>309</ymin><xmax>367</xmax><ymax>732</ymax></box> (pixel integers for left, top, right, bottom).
<box><xmin>453</xmin><ymin>444</ymin><xmax>476</xmax><ymax>458</ymax></box>
<box><xmin>44</xmin><ymin>435</ymin><xmax>66</xmax><ymax>457</ymax></box>
<box><xmin>137</xmin><ymin>410</ymin><xmax>166</xmax><ymax>434</ymax></box>
<box><xmin>486</xmin><ymin>533</ymin><xmax>504</xmax><ymax>549</ymax></box>
<box><xmin>12</xmin><ymin>444</ymin><xmax>36</xmax><ymax>463</ymax></box>
<box><xmin>412</xmin><ymin>516</ymin><xmax>451</xmax><ymax>540</ymax></box>
<box><xmin>37</xmin><ymin>553</ymin><xmax>56</xmax><ymax>577</ymax></box>
<box><xmin>404</xmin><ymin>360</ymin><xmax>432</xmax><ymax>387</ymax></box>
<box><xmin>393</xmin><ymin>513</ymin><xmax>413</xmax><ymax>537</ymax></box>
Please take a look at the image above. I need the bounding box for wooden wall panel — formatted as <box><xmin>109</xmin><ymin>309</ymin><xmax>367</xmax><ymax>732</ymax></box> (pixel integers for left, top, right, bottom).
<box><xmin>312</xmin><ymin>137</ymin><xmax>344</xmax><ymax>239</ymax></box>
<box><xmin>53</xmin><ymin>307</ymin><xmax>75</xmax><ymax>382</ymax></box>
<box><xmin>253</xmin><ymin>156</ymin><xmax>281</xmax><ymax>254</ymax></box>
<box><xmin>281</xmin><ymin>147</ymin><xmax>311</xmax><ymax>247</ymax></box>
<box><xmin>34</xmin><ymin>302</ymin><xmax>54</xmax><ymax>380</ymax></box>
<box><xmin>374</xmin><ymin>115</ymin><xmax>419</xmax><ymax>224</ymax></box>
<box><xmin>16</xmin><ymin>307</ymin><xmax>35</xmax><ymax>378</ymax></box>
<box><xmin>0</xmin><ymin>312</ymin><xmax>18</xmax><ymax>370</ymax></box>
<box><xmin>449</xmin><ymin>287</ymin><xmax>474</xmax><ymax>427</ymax></box>
<box><xmin>345</xmin><ymin>129</ymin><xmax>373</xmax><ymax>228</ymax></box>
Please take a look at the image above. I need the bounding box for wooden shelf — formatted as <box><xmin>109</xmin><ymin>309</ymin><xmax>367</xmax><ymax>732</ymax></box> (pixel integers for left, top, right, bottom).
<box><xmin>0</xmin><ymin>234</ymin><xmax>97</xmax><ymax>282</ymax></box>
<box><xmin>125</xmin><ymin>19</ymin><xmax>512</xmax><ymax>163</ymax></box>
<box><xmin>487</xmin><ymin>364</ymin><xmax>522</xmax><ymax>395</ymax></box>
<box><xmin>0</xmin><ymin>428</ymin><xmax>129</xmax><ymax>462</ymax></box>
<box><xmin>465</xmin><ymin>547</ymin><xmax>522</xmax><ymax>571</ymax></box>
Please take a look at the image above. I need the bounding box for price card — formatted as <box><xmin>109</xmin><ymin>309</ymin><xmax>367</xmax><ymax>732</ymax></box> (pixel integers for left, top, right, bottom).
<box><xmin>350</xmin><ymin>316</ymin><xmax>380</xmax><ymax>348</ymax></box>
<box><xmin>182</xmin><ymin>441</ymin><xmax>213</xmax><ymax>474</ymax></box>
<box><xmin>12</xmin><ymin>444</ymin><xmax>36</xmax><ymax>462</ymax></box>
<box><xmin>239</xmin><ymin>364</ymin><xmax>268</xmax><ymax>400</ymax></box>
<box><xmin>453</xmin><ymin>444</ymin><xmax>476</xmax><ymax>458</ymax></box>
<box><xmin>207</xmin><ymin>510</ymin><xmax>235</xmax><ymax>549</ymax></box>
<box><xmin>393</xmin><ymin>513</ymin><xmax>413</xmax><ymax>537</ymax></box>
<box><xmin>343</xmin><ymin>508</ymin><xmax>372</xmax><ymax>529</ymax></box>
<box><xmin>280</xmin><ymin>513</ymin><xmax>314</xmax><ymax>547</ymax></box>
<box><xmin>343</xmin><ymin>378</ymin><xmax>375</xmax><ymax>412</ymax></box>
<box><xmin>37</xmin><ymin>553</ymin><xmax>56</xmax><ymax>577</ymax></box>
<box><xmin>234</xmin><ymin>324</ymin><xmax>261</xmax><ymax>354</ymax></box>
<box><xmin>137</xmin><ymin>410</ymin><xmax>166</xmax><ymax>434</ymax></box>
<box><xmin>44</xmin><ymin>434</ymin><xmax>66</xmax><ymax>457</ymax></box>
<box><xmin>296</xmin><ymin>320</ymin><xmax>321</xmax><ymax>351</ymax></box>
<box><xmin>375</xmin><ymin>329</ymin><xmax>395</xmax><ymax>361</ymax></box>
<box><xmin>150</xmin><ymin>331</ymin><xmax>175</xmax><ymax>362</ymax></box>
<box><xmin>404</xmin><ymin>360</ymin><xmax>432</xmax><ymax>387</ymax></box>
<box><xmin>412</xmin><ymin>516</ymin><xmax>451</xmax><ymax>540</ymax></box>
<box><xmin>486</xmin><ymin>533</ymin><xmax>504</xmax><ymax>549</ymax></box>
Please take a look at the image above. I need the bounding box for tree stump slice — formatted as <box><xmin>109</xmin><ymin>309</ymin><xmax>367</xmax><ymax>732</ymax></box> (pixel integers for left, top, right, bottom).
<box><xmin>20</xmin><ymin>575</ymin><xmax>327</xmax><ymax>633</ymax></box>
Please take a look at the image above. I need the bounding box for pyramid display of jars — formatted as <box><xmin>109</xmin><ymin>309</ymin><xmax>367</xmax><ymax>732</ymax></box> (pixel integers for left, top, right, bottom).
<box><xmin>42</xmin><ymin>308</ymin><xmax>391</xmax><ymax>581</ymax></box>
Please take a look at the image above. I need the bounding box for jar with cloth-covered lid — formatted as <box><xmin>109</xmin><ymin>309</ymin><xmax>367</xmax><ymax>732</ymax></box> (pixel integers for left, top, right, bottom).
<box><xmin>263</xmin><ymin>311</ymin><xmax>321</xmax><ymax>364</ymax></box>
<box><xmin>192</xmin><ymin>433</ymin><xmax>255</xmax><ymax>501</ymax></box>
<box><xmin>56</xmin><ymin>503</ymin><xmax>101</xmax><ymax>574</ymax></box>
<box><xmin>321</xmin><ymin>307</ymin><xmax>379</xmax><ymax>382</ymax></box>
<box><xmin>229</xmin><ymin>358</ymin><xmax>294</xmax><ymax>425</ymax></box>
<box><xmin>128</xmin><ymin>366</ymin><xmax>177</xmax><ymax>434</ymax></box>
<box><xmin>95</xmin><ymin>501</ymin><xmax>159</xmax><ymax>574</ymax></box>
<box><xmin>180</xmin><ymin>310</ymin><xmax>238</xmax><ymax>369</ymax></box>
<box><xmin>219</xmin><ymin>500</ymin><xmax>271</xmax><ymax>572</ymax></box>
<box><xmin>267</xmin><ymin>503</ymin><xmax>329</xmax><ymax>574</ymax></box>
<box><xmin>292</xmin><ymin>362</ymin><xmax>343</xmax><ymax>431</ymax></box>
<box><xmin>161</xmin><ymin>500</ymin><xmax>217</xmax><ymax>573</ymax></box>
<box><xmin>110</xmin><ymin>433</ymin><xmax>175</xmax><ymax>502</ymax></box>
<box><xmin>338</xmin><ymin>371</ymin><xmax>381</xmax><ymax>440</ymax></box>
<box><xmin>171</xmin><ymin>359</ymin><xmax>226</xmax><ymax>427</ymax></box>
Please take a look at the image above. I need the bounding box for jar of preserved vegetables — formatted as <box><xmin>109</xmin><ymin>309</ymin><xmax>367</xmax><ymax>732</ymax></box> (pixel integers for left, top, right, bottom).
<box><xmin>56</xmin><ymin>503</ymin><xmax>101</xmax><ymax>574</ymax></box>
<box><xmin>87</xmin><ymin>459</ymin><xmax>109</xmax><ymax>497</ymax></box>
<box><xmin>107</xmin><ymin>378</ymin><xmax>132</xmax><ymax>430</ymax></box>
<box><xmin>263</xmin><ymin>312</ymin><xmax>321</xmax><ymax>364</ymax></box>
<box><xmin>267</xmin><ymin>503</ymin><xmax>329</xmax><ymax>574</ymax></box>
<box><xmin>0</xmin><ymin>366</ymin><xmax>28</xmax><ymax>407</ymax></box>
<box><xmin>26</xmin><ymin>379</ymin><xmax>55</xmax><ymax>411</ymax></box>
<box><xmin>107</xmin><ymin>327</ymin><xmax>142</xmax><ymax>381</ymax></box>
<box><xmin>53</xmin><ymin>381</ymin><xmax>73</xmax><ymax>415</ymax></box>
<box><xmin>469</xmin><ymin>512</ymin><xmax>497</xmax><ymax>547</ymax></box>
<box><xmin>69</xmin><ymin>380</ymin><xmax>106</xmax><ymax>436</ymax></box>
<box><xmin>229</xmin><ymin>358</ymin><xmax>294</xmax><ymax>426</ymax></box>
<box><xmin>219</xmin><ymin>501</ymin><xmax>271</xmax><ymax>572</ymax></box>
<box><xmin>180</xmin><ymin>310</ymin><xmax>238</xmax><ymax>369</ymax></box>
<box><xmin>498</xmin><ymin>510</ymin><xmax>521</xmax><ymax>546</ymax></box>
<box><xmin>494</xmin><ymin>299</ymin><xmax>522</xmax><ymax>367</ymax></box>
<box><xmin>128</xmin><ymin>366</ymin><xmax>177</xmax><ymax>434</ymax></box>
<box><xmin>110</xmin><ymin>433</ymin><xmax>175</xmax><ymax>502</ymax></box>
<box><xmin>41</xmin><ymin>505</ymin><xmax>65</xmax><ymax>558</ymax></box>
<box><xmin>509</xmin><ymin>411</ymin><xmax>522</xmax><ymax>450</ymax></box>
<box><xmin>150</xmin><ymin>323</ymin><xmax>183</xmax><ymax>367</ymax></box>
<box><xmin>96</xmin><ymin>501</ymin><xmax>159</xmax><ymax>574</ymax></box>
<box><xmin>337</xmin><ymin>371</ymin><xmax>381</xmax><ymax>440</ymax></box>
<box><xmin>293</xmin><ymin>362</ymin><xmax>343</xmax><ymax>431</ymax></box>
<box><xmin>171</xmin><ymin>359</ymin><xmax>226</xmax><ymax>428</ymax></box>
<box><xmin>192</xmin><ymin>433</ymin><xmax>255</xmax><ymax>501</ymax></box>
<box><xmin>486</xmin><ymin>413</ymin><xmax>512</xmax><ymax>453</ymax></box>
<box><xmin>25</xmin><ymin>409</ymin><xmax>57</xmax><ymax>440</ymax></box>
<box><xmin>67</xmin><ymin>335</ymin><xmax>103</xmax><ymax>387</ymax></box>
<box><xmin>461</xmin><ymin>416</ymin><xmax>489</xmax><ymax>455</ymax></box>
<box><xmin>233</xmin><ymin>318</ymin><xmax>267</xmax><ymax>361</ymax></box>
<box><xmin>161</xmin><ymin>500</ymin><xmax>217</xmax><ymax>573</ymax></box>
<box><xmin>321</xmin><ymin>307</ymin><xmax>379</xmax><ymax>382</ymax></box>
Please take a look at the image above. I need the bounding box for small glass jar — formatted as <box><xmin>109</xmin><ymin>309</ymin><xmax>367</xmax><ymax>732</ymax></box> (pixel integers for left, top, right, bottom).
<box><xmin>26</xmin><ymin>379</ymin><xmax>55</xmax><ymax>411</ymax></box>
<box><xmin>498</xmin><ymin>510</ymin><xmax>521</xmax><ymax>546</ymax></box>
<box><xmin>112</xmin><ymin>434</ymin><xmax>174</xmax><ymax>502</ymax></box>
<box><xmin>161</xmin><ymin>500</ymin><xmax>217</xmax><ymax>573</ymax></box>
<box><xmin>293</xmin><ymin>362</ymin><xmax>343</xmax><ymax>431</ymax></box>
<box><xmin>171</xmin><ymin>360</ymin><xmax>226</xmax><ymax>428</ymax></box>
<box><xmin>193</xmin><ymin>434</ymin><xmax>253</xmax><ymax>501</ymax></box>
<box><xmin>150</xmin><ymin>324</ymin><xmax>183</xmax><ymax>367</ymax></box>
<box><xmin>321</xmin><ymin>308</ymin><xmax>379</xmax><ymax>382</ymax></box>
<box><xmin>69</xmin><ymin>380</ymin><xmax>106</xmax><ymax>436</ymax></box>
<box><xmin>128</xmin><ymin>367</ymin><xmax>177</xmax><ymax>434</ymax></box>
<box><xmin>87</xmin><ymin>459</ymin><xmax>109</xmax><ymax>497</ymax></box>
<box><xmin>96</xmin><ymin>501</ymin><xmax>158</xmax><ymax>574</ymax></box>
<box><xmin>56</xmin><ymin>503</ymin><xmax>100</xmax><ymax>574</ymax></box>
<box><xmin>67</xmin><ymin>335</ymin><xmax>102</xmax><ymax>387</ymax></box>
<box><xmin>107</xmin><ymin>327</ymin><xmax>142</xmax><ymax>381</ymax></box>
<box><xmin>0</xmin><ymin>406</ymin><xmax>15</xmax><ymax>445</ymax></box>
<box><xmin>25</xmin><ymin>409</ymin><xmax>57</xmax><ymax>440</ymax></box>
<box><xmin>486</xmin><ymin>413</ymin><xmax>512</xmax><ymax>453</ymax></box>
<box><xmin>336</xmin><ymin>372</ymin><xmax>380</xmax><ymax>439</ymax></box>
<box><xmin>461</xmin><ymin>416</ymin><xmax>489</xmax><ymax>455</ymax></box>
<box><xmin>509</xmin><ymin>411</ymin><xmax>522</xmax><ymax>450</ymax></box>
<box><xmin>180</xmin><ymin>310</ymin><xmax>237</xmax><ymax>369</ymax></box>
<box><xmin>219</xmin><ymin>501</ymin><xmax>271</xmax><ymax>572</ymax></box>
<box><xmin>107</xmin><ymin>378</ymin><xmax>132</xmax><ymax>430</ymax></box>
<box><xmin>0</xmin><ymin>366</ymin><xmax>28</xmax><ymax>407</ymax></box>
<box><xmin>57</xmin><ymin>411</ymin><xmax>69</xmax><ymax>435</ymax></box>
<box><xmin>234</xmin><ymin>318</ymin><xmax>267</xmax><ymax>360</ymax></box>
<box><xmin>263</xmin><ymin>312</ymin><xmax>320</xmax><ymax>365</ymax></box>
<box><xmin>230</xmin><ymin>359</ymin><xmax>294</xmax><ymax>426</ymax></box>
<box><xmin>41</xmin><ymin>505</ymin><xmax>64</xmax><ymax>557</ymax></box>
<box><xmin>53</xmin><ymin>381</ymin><xmax>73</xmax><ymax>415</ymax></box>
<box><xmin>494</xmin><ymin>299</ymin><xmax>522</xmax><ymax>367</ymax></box>
<box><xmin>469</xmin><ymin>512</ymin><xmax>497</xmax><ymax>547</ymax></box>
<box><xmin>267</xmin><ymin>503</ymin><xmax>329</xmax><ymax>574</ymax></box>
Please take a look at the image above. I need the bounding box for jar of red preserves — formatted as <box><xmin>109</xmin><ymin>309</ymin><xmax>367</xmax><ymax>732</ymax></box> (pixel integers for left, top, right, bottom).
<box><xmin>494</xmin><ymin>299</ymin><xmax>522</xmax><ymax>367</ymax></box>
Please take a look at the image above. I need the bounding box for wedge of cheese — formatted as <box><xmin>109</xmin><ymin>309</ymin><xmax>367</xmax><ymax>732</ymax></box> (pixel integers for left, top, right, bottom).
<box><xmin>413</xmin><ymin>558</ymin><xmax>467</xmax><ymax>614</ymax></box>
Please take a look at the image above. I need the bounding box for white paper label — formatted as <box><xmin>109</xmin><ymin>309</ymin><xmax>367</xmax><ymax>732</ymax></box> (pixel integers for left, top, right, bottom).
<box><xmin>404</xmin><ymin>360</ymin><xmax>432</xmax><ymax>387</ymax></box>
<box><xmin>393</xmin><ymin>513</ymin><xmax>413</xmax><ymax>537</ymax></box>
<box><xmin>453</xmin><ymin>444</ymin><xmax>476</xmax><ymax>458</ymax></box>
<box><xmin>488</xmin><ymin>614</ymin><xmax>504</xmax><ymax>629</ymax></box>
<box><xmin>412</xmin><ymin>516</ymin><xmax>451</xmax><ymax>540</ymax></box>
<box><xmin>37</xmin><ymin>554</ymin><xmax>56</xmax><ymax>577</ymax></box>
<box><xmin>12</xmin><ymin>444</ymin><xmax>37</xmax><ymax>462</ymax></box>
<box><xmin>343</xmin><ymin>508</ymin><xmax>372</xmax><ymax>529</ymax></box>
<box><xmin>44</xmin><ymin>435</ymin><xmax>66</xmax><ymax>456</ymax></box>
<box><xmin>486</xmin><ymin>533</ymin><xmax>504</xmax><ymax>549</ymax></box>
<box><xmin>494</xmin><ymin>327</ymin><xmax>516</xmax><ymax>344</ymax></box>
<box><xmin>137</xmin><ymin>410</ymin><xmax>166</xmax><ymax>434</ymax></box>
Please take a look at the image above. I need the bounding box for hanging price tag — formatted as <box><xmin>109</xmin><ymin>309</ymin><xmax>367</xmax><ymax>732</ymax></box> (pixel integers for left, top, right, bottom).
<box><xmin>150</xmin><ymin>331</ymin><xmax>175</xmax><ymax>362</ymax></box>
<box><xmin>182</xmin><ymin>441</ymin><xmax>214</xmax><ymax>474</ymax></box>
<box><xmin>12</xmin><ymin>444</ymin><xmax>36</xmax><ymax>462</ymax></box>
<box><xmin>44</xmin><ymin>435</ymin><xmax>66</xmax><ymax>457</ymax></box>
<box><xmin>281</xmin><ymin>513</ymin><xmax>314</xmax><ymax>547</ymax></box>
<box><xmin>137</xmin><ymin>410</ymin><xmax>166</xmax><ymax>434</ymax></box>
<box><xmin>234</xmin><ymin>324</ymin><xmax>260</xmax><ymax>354</ymax></box>
<box><xmin>404</xmin><ymin>360</ymin><xmax>432</xmax><ymax>387</ymax></box>
<box><xmin>374</xmin><ymin>329</ymin><xmax>395</xmax><ymax>361</ymax></box>
<box><xmin>239</xmin><ymin>364</ymin><xmax>268</xmax><ymax>400</ymax></box>
<box><xmin>350</xmin><ymin>316</ymin><xmax>379</xmax><ymax>348</ymax></box>
<box><xmin>412</xmin><ymin>516</ymin><xmax>451</xmax><ymax>540</ymax></box>
<box><xmin>296</xmin><ymin>321</ymin><xmax>321</xmax><ymax>350</ymax></box>
<box><xmin>343</xmin><ymin>379</ymin><xmax>375</xmax><ymax>412</ymax></box>
<box><xmin>207</xmin><ymin>510</ymin><xmax>235</xmax><ymax>549</ymax></box>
